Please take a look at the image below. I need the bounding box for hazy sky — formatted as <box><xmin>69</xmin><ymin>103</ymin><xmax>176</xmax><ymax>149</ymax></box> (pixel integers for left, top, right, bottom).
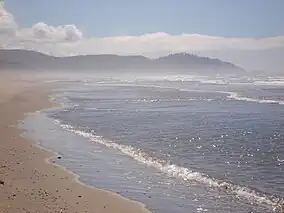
<box><xmin>5</xmin><ymin>0</ymin><xmax>284</xmax><ymax>37</ymax></box>
<box><xmin>0</xmin><ymin>1</ymin><xmax>283</xmax><ymax>72</ymax></box>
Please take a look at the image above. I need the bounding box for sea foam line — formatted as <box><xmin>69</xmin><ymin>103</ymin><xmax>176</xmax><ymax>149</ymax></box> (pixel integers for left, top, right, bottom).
<box><xmin>99</xmin><ymin>83</ymin><xmax>284</xmax><ymax>106</ymax></box>
<box><xmin>227</xmin><ymin>92</ymin><xmax>284</xmax><ymax>105</ymax></box>
<box><xmin>53</xmin><ymin>119</ymin><xmax>284</xmax><ymax>212</ymax></box>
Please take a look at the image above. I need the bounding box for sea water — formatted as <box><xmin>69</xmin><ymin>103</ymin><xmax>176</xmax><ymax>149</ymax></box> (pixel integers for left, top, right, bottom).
<box><xmin>20</xmin><ymin>74</ymin><xmax>284</xmax><ymax>213</ymax></box>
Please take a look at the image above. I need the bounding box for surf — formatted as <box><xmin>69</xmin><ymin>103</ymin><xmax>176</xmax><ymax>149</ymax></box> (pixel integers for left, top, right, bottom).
<box><xmin>52</xmin><ymin>118</ymin><xmax>284</xmax><ymax>212</ymax></box>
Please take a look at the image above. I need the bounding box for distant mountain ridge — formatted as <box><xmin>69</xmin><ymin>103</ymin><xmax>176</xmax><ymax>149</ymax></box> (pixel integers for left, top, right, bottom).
<box><xmin>0</xmin><ymin>49</ymin><xmax>246</xmax><ymax>74</ymax></box>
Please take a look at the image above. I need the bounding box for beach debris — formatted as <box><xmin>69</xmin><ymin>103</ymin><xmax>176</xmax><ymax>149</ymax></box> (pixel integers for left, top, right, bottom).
<box><xmin>57</xmin><ymin>156</ymin><xmax>62</xmax><ymax>159</ymax></box>
<box><xmin>78</xmin><ymin>195</ymin><xmax>82</xmax><ymax>198</ymax></box>
<box><xmin>0</xmin><ymin>180</ymin><xmax>4</xmax><ymax>185</ymax></box>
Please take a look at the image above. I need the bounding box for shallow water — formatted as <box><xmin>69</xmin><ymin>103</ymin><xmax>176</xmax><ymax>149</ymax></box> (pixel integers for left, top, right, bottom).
<box><xmin>21</xmin><ymin>74</ymin><xmax>284</xmax><ymax>213</ymax></box>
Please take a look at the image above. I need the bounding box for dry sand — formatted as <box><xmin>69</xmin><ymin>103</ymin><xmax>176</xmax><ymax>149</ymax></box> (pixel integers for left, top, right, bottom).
<box><xmin>0</xmin><ymin>73</ymin><xmax>151</xmax><ymax>213</ymax></box>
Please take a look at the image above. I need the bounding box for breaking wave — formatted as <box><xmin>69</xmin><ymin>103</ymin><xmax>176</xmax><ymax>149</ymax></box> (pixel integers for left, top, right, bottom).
<box><xmin>52</xmin><ymin>119</ymin><xmax>284</xmax><ymax>212</ymax></box>
<box><xmin>99</xmin><ymin>83</ymin><xmax>284</xmax><ymax>106</ymax></box>
<box><xmin>227</xmin><ymin>92</ymin><xmax>284</xmax><ymax>105</ymax></box>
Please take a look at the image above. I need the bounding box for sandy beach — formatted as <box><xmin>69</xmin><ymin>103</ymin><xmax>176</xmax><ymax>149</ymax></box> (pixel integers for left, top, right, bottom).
<box><xmin>0</xmin><ymin>73</ymin><xmax>150</xmax><ymax>213</ymax></box>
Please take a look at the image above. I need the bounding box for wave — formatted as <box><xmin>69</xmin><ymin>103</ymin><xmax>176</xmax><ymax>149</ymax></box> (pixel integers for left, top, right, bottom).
<box><xmin>198</xmin><ymin>79</ymin><xmax>228</xmax><ymax>85</ymax></box>
<box><xmin>161</xmin><ymin>76</ymin><xmax>228</xmax><ymax>85</ymax></box>
<box><xmin>126</xmin><ymin>98</ymin><xmax>214</xmax><ymax>103</ymax></box>
<box><xmin>253</xmin><ymin>81</ymin><xmax>284</xmax><ymax>86</ymax></box>
<box><xmin>145</xmin><ymin>84</ymin><xmax>284</xmax><ymax>105</ymax></box>
<box><xmin>227</xmin><ymin>92</ymin><xmax>284</xmax><ymax>105</ymax></box>
<box><xmin>252</xmin><ymin>77</ymin><xmax>284</xmax><ymax>86</ymax></box>
<box><xmin>44</xmin><ymin>80</ymin><xmax>62</xmax><ymax>83</ymax></box>
<box><xmin>90</xmin><ymin>75</ymin><xmax>278</xmax><ymax>86</ymax></box>
<box><xmin>52</xmin><ymin>119</ymin><xmax>284</xmax><ymax>212</ymax></box>
<box><xmin>99</xmin><ymin>82</ymin><xmax>284</xmax><ymax>106</ymax></box>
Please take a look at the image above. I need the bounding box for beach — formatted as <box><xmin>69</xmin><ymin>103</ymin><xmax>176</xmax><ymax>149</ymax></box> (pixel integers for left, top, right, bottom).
<box><xmin>1</xmin><ymin>72</ymin><xmax>283</xmax><ymax>213</ymax></box>
<box><xmin>0</xmin><ymin>72</ymin><xmax>150</xmax><ymax>213</ymax></box>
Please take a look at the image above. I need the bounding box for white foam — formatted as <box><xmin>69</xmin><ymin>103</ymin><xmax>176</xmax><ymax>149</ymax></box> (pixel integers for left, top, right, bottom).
<box><xmin>43</xmin><ymin>80</ymin><xmax>61</xmax><ymax>83</ymax></box>
<box><xmin>55</xmin><ymin>120</ymin><xmax>283</xmax><ymax>212</ymax></box>
<box><xmin>253</xmin><ymin>77</ymin><xmax>284</xmax><ymax>86</ymax></box>
<box><xmin>142</xmin><ymin>75</ymin><xmax>228</xmax><ymax>85</ymax></box>
<box><xmin>127</xmin><ymin>98</ymin><xmax>213</xmax><ymax>103</ymax></box>
<box><xmin>227</xmin><ymin>92</ymin><xmax>284</xmax><ymax>105</ymax></box>
<box><xmin>198</xmin><ymin>79</ymin><xmax>228</xmax><ymax>85</ymax></box>
<box><xmin>101</xmin><ymin>82</ymin><xmax>284</xmax><ymax>106</ymax></box>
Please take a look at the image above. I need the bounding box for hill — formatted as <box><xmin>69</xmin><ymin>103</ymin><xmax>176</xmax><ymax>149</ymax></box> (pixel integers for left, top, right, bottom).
<box><xmin>0</xmin><ymin>49</ymin><xmax>246</xmax><ymax>74</ymax></box>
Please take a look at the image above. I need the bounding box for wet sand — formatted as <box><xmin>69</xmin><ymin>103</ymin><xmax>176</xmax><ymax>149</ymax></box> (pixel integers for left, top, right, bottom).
<box><xmin>0</xmin><ymin>72</ymin><xmax>151</xmax><ymax>213</ymax></box>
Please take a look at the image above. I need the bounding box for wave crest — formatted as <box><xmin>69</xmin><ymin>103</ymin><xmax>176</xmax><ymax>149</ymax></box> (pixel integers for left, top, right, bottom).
<box><xmin>227</xmin><ymin>92</ymin><xmax>284</xmax><ymax>105</ymax></box>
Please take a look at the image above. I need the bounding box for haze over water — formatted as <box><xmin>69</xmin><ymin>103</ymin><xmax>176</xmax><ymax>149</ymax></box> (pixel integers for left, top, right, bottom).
<box><xmin>21</xmin><ymin>74</ymin><xmax>284</xmax><ymax>213</ymax></box>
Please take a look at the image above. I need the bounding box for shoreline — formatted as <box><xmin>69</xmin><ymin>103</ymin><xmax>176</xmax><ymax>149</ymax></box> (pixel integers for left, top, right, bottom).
<box><xmin>0</xmin><ymin>74</ymin><xmax>151</xmax><ymax>213</ymax></box>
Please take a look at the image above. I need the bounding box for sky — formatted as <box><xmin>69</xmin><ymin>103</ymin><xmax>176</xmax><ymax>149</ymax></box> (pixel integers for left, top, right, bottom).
<box><xmin>4</xmin><ymin>0</ymin><xmax>284</xmax><ymax>37</ymax></box>
<box><xmin>0</xmin><ymin>0</ymin><xmax>284</xmax><ymax>71</ymax></box>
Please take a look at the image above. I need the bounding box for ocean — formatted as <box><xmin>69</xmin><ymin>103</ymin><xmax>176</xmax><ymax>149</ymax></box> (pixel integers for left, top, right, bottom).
<box><xmin>20</xmin><ymin>74</ymin><xmax>284</xmax><ymax>213</ymax></box>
